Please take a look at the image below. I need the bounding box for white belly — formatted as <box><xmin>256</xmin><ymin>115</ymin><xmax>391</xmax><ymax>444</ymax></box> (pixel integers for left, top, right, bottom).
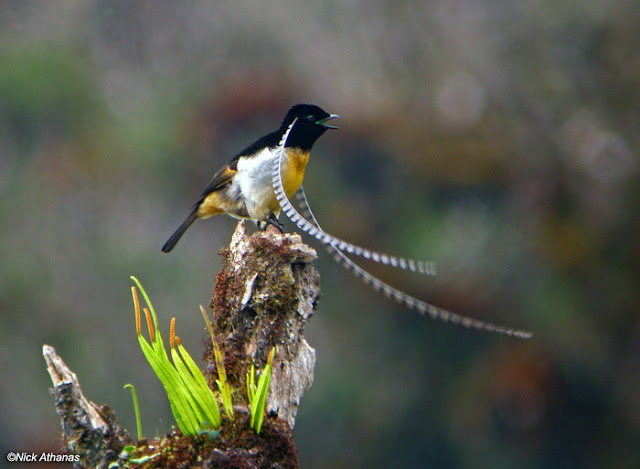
<box><xmin>234</xmin><ymin>147</ymin><xmax>280</xmax><ymax>220</ymax></box>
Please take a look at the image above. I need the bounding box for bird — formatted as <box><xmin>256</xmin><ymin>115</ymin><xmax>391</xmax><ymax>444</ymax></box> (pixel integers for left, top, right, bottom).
<box><xmin>162</xmin><ymin>104</ymin><xmax>338</xmax><ymax>253</ymax></box>
<box><xmin>162</xmin><ymin>103</ymin><xmax>531</xmax><ymax>338</ymax></box>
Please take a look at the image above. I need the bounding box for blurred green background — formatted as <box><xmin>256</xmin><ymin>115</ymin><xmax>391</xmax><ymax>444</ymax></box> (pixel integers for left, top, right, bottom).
<box><xmin>1</xmin><ymin>1</ymin><xmax>639</xmax><ymax>468</ymax></box>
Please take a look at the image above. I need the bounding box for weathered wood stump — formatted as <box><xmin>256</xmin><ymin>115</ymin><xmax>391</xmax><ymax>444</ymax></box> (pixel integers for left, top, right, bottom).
<box><xmin>44</xmin><ymin>221</ymin><xmax>321</xmax><ymax>468</ymax></box>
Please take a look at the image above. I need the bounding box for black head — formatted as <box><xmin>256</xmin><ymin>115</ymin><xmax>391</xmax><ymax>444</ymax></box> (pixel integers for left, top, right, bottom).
<box><xmin>279</xmin><ymin>103</ymin><xmax>338</xmax><ymax>150</ymax></box>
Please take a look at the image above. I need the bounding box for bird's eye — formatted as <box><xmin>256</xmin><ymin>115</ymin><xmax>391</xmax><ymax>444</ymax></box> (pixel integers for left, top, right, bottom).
<box><xmin>306</xmin><ymin>114</ymin><xmax>315</xmax><ymax>122</ymax></box>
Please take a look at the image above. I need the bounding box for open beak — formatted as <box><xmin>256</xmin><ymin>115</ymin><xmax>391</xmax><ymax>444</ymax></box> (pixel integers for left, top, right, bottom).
<box><xmin>316</xmin><ymin>114</ymin><xmax>339</xmax><ymax>129</ymax></box>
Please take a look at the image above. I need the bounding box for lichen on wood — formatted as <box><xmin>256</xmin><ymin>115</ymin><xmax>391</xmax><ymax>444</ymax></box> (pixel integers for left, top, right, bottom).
<box><xmin>43</xmin><ymin>344</ymin><xmax>133</xmax><ymax>469</ymax></box>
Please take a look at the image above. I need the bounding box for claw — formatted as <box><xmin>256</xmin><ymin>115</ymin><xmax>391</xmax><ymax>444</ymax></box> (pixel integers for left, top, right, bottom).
<box><xmin>262</xmin><ymin>213</ymin><xmax>284</xmax><ymax>233</ymax></box>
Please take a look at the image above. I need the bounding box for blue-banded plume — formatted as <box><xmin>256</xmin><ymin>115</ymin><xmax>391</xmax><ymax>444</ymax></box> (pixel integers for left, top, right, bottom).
<box><xmin>272</xmin><ymin>118</ymin><xmax>532</xmax><ymax>339</ymax></box>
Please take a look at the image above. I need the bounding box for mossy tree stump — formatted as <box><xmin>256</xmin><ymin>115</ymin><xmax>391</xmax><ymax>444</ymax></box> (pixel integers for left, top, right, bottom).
<box><xmin>44</xmin><ymin>221</ymin><xmax>321</xmax><ymax>468</ymax></box>
<box><xmin>204</xmin><ymin>221</ymin><xmax>319</xmax><ymax>428</ymax></box>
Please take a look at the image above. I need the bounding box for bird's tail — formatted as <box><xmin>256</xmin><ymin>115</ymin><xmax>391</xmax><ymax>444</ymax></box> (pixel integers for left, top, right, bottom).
<box><xmin>162</xmin><ymin>210</ymin><xmax>198</xmax><ymax>253</ymax></box>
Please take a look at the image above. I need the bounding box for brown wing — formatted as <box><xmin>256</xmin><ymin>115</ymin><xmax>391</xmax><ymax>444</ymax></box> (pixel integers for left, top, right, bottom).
<box><xmin>199</xmin><ymin>160</ymin><xmax>238</xmax><ymax>197</ymax></box>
